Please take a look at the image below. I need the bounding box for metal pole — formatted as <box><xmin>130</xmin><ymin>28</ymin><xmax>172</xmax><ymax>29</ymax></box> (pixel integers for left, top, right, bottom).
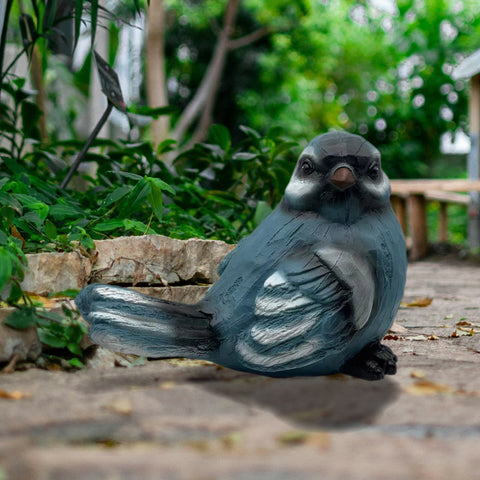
<box><xmin>60</xmin><ymin>102</ymin><xmax>114</xmax><ymax>189</ymax></box>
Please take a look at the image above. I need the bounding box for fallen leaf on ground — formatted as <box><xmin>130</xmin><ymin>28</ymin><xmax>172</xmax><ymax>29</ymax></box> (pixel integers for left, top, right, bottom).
<box><xmin>0</xmin><ymin>389</ymin><xmax>32</xmax><ymax>400</ymax></box>
<box><xmin>276</xmin><ymin>430</ymin><xmax>330</xmax><ymax>448</ymax></box>
<box><xmin>410</xmin><ymin>369</ymin><xmax>426</xmax><ymax>379</ymax></box>
<box><xmin>221</xmin><ymin>432</ymin><xmax>243</xmax><ymax>450</ymax></box>
<box><xmin>405</xmin><ymin>380</ymin><xmax>455</xmax><ymax>395</ymax></box>
<box><xmin>451</xmin><ymin>329</ymin><xmax>473</xmax><ymax>338</ymax></box>
<box><xmin>428</xmin><ymin>334</ymin><xmax>439</xmax><ymax>340</ymax></box>
<box><xmin>164</xmin><ymin>358</ymin><xmax>216</xmax><ymax>368</ymax></box>
<box><xmin>103</xmin><ymin>398</ymin><xmax>133</xmax><ymax>415</ymax></box>
<box><xmin>25</xmin><ymin>294</ymin><xmax>58</xmax><ymax>308</ymax></box>
<box><xmin>406</xmin><ymin>298</ymin><xmax>433</xmax><ymax>307</ymax></box>
<box><xmin>457</xmin><ymin>320</ymin><xmax>472</xmax><ymax>326</ymax></box>
<box><xmin>457</xmin><ymin>326</ymin><xmax>478</xmax><ymax>334</ymax></box>
<box><xmin>384</xmin><ymin>334</ymin><xmax>399</xmax><ymax>340</ymax></box>
<box><xmin>405</xmin><ymin>380</ymin><xmax>480</xmax><ymax>397</ymax></box>
<box><xmin>159</xmin><ymin>381</ymin><xmax>177</xmax><ymax>390</ymax></box>
<box><xmin>405</xmin><ymin>335</ymin><xmax>429</xmax><ymax>341</ymax></box>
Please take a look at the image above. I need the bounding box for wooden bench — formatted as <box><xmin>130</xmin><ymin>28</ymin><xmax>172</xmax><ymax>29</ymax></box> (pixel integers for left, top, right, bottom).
<box><xmin>390</xmin><ymin>180</ymin><xmax>480</xmax><ymax>260</ymax></box>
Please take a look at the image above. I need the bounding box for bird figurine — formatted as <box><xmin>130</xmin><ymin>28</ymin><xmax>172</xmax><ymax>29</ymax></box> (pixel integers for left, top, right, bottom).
<box><xmin>76</xmin><ymin>131</ymin><xmax>407</xmax><ymax>380</ymax></box>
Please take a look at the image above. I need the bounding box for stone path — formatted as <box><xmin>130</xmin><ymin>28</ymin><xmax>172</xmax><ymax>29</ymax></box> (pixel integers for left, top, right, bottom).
<box><xmin>1</xmin><ymin>256</ymin><xmax>480</xmax><ymax>480</ymax></box>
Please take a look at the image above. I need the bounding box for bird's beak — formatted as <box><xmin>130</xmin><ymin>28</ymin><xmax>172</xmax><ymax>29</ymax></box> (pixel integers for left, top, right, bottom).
<box><xmin>329</xmin><ymin>166</ymin><xmax>355</xmax><ymax>190</ymax></box>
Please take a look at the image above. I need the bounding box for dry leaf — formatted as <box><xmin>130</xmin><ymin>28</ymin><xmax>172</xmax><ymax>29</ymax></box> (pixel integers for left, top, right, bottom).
<box><xmin>306</xmin><ymin>432</ymin><xmax>331</xmax><ymax>449</ymax></box>
<box><xmin>451</xmin><ymin>329</ymin><xmax>472</xmax><ymax>338</ymax></box>
<box><xmin>410</xmin><ymin>369</ymin><xmax>426</xmax><ymax>379</ymax></box>
<box><xmin>159</xmin><ymin>381</ymin><xmax>177</xmax><ymax>390</ymax></box>
<box><xmin>406</xmin><ymin>298</ymin><xmax>433</xmax><ymax>307</ymax></box>
<box><xmin>277</xmin><ymin>430</ymin><xmax>310</xmax><ymax>445</ymax></box>
<box><xmin>0</xmin><ymin>389</ymin><xmax>32</xmax><ymax>400</ymax></box>
<box><xmin>164</xmin><ymin>358</ymin><xmax>216</xmax><ymax>368</ymax></box>
<box><xmin>10</xmin><ymin>225</ymin><xmax>25</xmax><ymax>248</ymax></box>
<box><xmin>457</xmin><ymin>320</ymin><xmax>472</xmax><ymax>326</ymax></box>
<box><xmin>384</xmin><ymin>334</ymin><xmax>399</xmax><ymax>341</ymax></box>
<box><xmin>405</xmin><ymin>335</ymin><xmax>428</xmax><ymax>341</ymax></box>
<box><xmin>405</xmin><ymin>380</ymin><xmax>455</xmax><ymax>396</ymax></box>
<box><xmin>221</xmin><ymin>432</ymin><xmax>242</xmax><ymax>450</ymax></box>
<box><xmin>458</xmin><ymin>326</ymin><xmax>476</xmax><ymax>334</ymax></box>
<box><xmin>277</xmin><ymin>430</ymin><xmax>330</xmax><ymax>449</ymax></box>
<box><xmin>103</xmin><ymin>398</ymin><xmax>133</xmax><ymax>415</ymax></box>
<box><xmin>428</xmin><ymin>334</ymin><xmax>439</xmax><ymax>340</ymax></box>
<box><xmin>406</xmin><ymin>380</ymin><xmax>480</xmax><ymax>397</ymax></box>
<box><xmin>26</xmin><ymin>294</ymin><xmax>58</xmax><ymax>308</ymax></box>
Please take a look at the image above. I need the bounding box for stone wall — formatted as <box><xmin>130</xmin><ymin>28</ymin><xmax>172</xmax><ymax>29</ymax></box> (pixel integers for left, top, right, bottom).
<box><xmin>20</xmin><ymin>234</ymin><xmax>235</xmax><ymax>301</ymax></box>
<box><xmin>1</xmin><ymin>235</ymin><xmax>235</xmax><ymax>368</ymax></box>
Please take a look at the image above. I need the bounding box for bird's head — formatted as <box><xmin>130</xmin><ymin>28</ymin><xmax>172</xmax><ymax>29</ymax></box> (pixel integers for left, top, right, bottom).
<box><xmin>284</xmin><ymin>131</ymin><xmax>390</xmax><ymax>222</ymax></box>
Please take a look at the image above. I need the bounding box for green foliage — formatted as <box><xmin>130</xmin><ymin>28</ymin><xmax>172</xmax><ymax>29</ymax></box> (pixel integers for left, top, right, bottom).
<box><xmin>0</xmin><ymin>76</ymin><xmax>298</xmax><ymax>365</ymax></box>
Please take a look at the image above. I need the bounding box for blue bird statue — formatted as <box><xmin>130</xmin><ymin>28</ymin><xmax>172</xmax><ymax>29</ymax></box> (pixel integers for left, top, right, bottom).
<box><xmin>76</xmin><ymin>131</ymin><xmax>407</xmax><ymax>380</ymax></box>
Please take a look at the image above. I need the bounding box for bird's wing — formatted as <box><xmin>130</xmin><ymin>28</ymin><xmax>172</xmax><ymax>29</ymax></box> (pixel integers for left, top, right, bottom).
<box><xmin>235</xmin><ymin>246</ymin><xmax>376</xmax><ymax>373</ymax></box>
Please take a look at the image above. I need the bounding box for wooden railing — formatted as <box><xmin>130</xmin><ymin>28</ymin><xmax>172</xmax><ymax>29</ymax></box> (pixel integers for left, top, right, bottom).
<box><xmin>390</xmin><ymin>180</ymin><xmax>480</xmax><ymax>260</ymax></box>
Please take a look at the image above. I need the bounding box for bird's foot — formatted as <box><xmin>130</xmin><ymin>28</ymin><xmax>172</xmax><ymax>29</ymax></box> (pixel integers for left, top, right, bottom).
<box><xmin>340</xmin><ymin>341</ymin><xmax>397</xmax><ymax>381</ymax></box>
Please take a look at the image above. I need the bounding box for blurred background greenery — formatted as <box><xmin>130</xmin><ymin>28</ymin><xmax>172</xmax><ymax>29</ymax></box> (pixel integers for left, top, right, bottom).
<box><xmin>4</xmin><ymin>1</ymin><xmax>480</xmax><ymax>174</ymax></box>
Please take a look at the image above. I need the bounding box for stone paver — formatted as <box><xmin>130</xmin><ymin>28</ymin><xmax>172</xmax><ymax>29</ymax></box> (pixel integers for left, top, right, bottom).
<box><xmin>1</xmin><ymin>256</ymin><xmax>480</xmax><ymax>480</ymax></box>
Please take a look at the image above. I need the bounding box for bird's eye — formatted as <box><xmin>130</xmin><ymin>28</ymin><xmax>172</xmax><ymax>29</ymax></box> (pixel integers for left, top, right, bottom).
<box><xmin>368</xmin><ymin>164</ymin><xmax>380</xmax><ymax>179</ymax></box>
<box><xmin>301</xmin><ymin>159</ymin><xmax>314</xmax><ymax>175</ymax></box>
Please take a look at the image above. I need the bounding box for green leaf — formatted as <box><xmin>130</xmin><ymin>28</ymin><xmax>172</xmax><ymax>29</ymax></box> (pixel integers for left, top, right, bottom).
<box><xmin>0</xmin><ymin>247</ymin><xmax>13</xmax><ymax>291</ymax></box>
<box><xmin>239</xmin><ymin>125</ymin><xmax>261</xmax><ymax>139</ymax></box>
<box><xmin>38</xmin><ymin>310</ymin><xmax>66</xmax><ymax>324</ymax></box>
<box><xmin>102</xmin><ymin>186</ymin><xmax>131</xmax><ymax>207</ymax></box>
<box><xmin>90</xmin><ymin>0</ymin><xmax>98</xmax><ymax>47</ymax></box>
<box><xmin>7</xmin><ymin>283</ymin><xmax>23</xmax><ymax>304</ymax></box>
<box><xmin>49</xmin><ymin>204</ymin><xmax>82</xmax><ymax>219</ymax></box>
<box><xmin>148</xmin><ymin>183</ymin><xmax>163</xmax><ymax>223</ymax></box>
<box><xmin>67</xmin><ymin>341</ymin><xmax>83</xmax><ymax>356</ymax></box>
<box><xmin>148</xmin><ymin>177</ymin><xmax>176</xmax><ymax>196</ymax></box>
<box><xmin>0</xmin><ymin>193</ymin><xmax>21</xmax><ymax>212</ymax></box>
<box><xmin>93</xmin><ymin>219</ymin><xmax>124</xmax><ymax>232</ymax></box>
<box><xmin>122</xmin><ymin>219</ymin><xmax>149</xmax><ymax>234</ymax></box>
<box><xmin>14</xmin><ymin>194</ymin><xmax>49</xmax><ymax>220</ymax></box>
<box><xmin>118</xmin><ymin>178</ymin><xmax>150</xmax><ymax>217</ymax></box>
<box><xmin>4</xmin><ymin>306</ymin><xmax>37</xmax><ymax>330</ymax></box>
<box><xmin>69</xmin><ymin>357</ymin><xmax>84</xmax><ymax>368</ymax></box>
<box><xmin>113</xmin><ymin>171</ymin><xmax>143</xmax><ymax>181</ymax></box>
<box><xmin>80</xmin><ymin>235</ymin><xmax>95</xmax><ymax>251</ymax></box>
<box><xmin>157</xmin><ymin>139</ymin><xmax>177</xmax><ymax>155</ymax></box>
<box><xmin>38</xmin><ymin>328</ymin><xmax>67</xmax><ymax>348</ymax></box>
<box><xmin>127</xmin><ymin>105</ymin><xmax>177</xmax><ymax>118</ymax></box>
<box><xmin>208</xmin><ymin>124</ymin><xmax>231</xmax><ymax>151</ymax></box>
<box><xmin>74</xmin><ymin>0</ymin><xmax>84</xmax><ymax>48</ymax></box>
<box><xmin>232</xmin><ymin>152</ymin><xmax>260</xmax><ymax>162</ymax></box>
<box><xmin>44</xmin><ymin>220</ymin><xmax>57</xmax><ymax>240</ymax></box>
<box><xmin>52</xmin><ymin>289</ymin><xmax>80</xmax><ymax>298</ymax></box>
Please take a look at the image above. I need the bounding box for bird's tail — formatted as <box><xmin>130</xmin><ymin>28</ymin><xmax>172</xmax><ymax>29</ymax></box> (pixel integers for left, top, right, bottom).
<box><xmin>75</xmin><ymin>284</ymin><xmax>218</xmax><ymax>358</ymax></box>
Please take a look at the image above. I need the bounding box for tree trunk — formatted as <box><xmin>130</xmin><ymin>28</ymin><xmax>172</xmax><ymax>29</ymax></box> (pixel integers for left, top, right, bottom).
<box><xmin>146</xmin><ymin>0</ymin><xmax>169</xmax><ymax>147</ymax></box>
<box><xmin>30</xmin><ymin>46</ymin><xmax>48</xmax><ymax>142</ymax></box>
<box><xmin>172</xmin><ymin>0</ymin><xmax>240</xmax><ymax>145</ymax></box>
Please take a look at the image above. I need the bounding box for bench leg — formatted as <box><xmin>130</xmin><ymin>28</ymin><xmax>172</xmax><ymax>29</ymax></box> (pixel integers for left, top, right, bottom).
<box><xmin>439</xmin><ymin>203</ymin><xmax>448</xmax><ymax>243</ymax></box>
<box><xmin>407</xmin><ymin>195</ymin><xmax>428</xmax><ymax>260</ymax></box>
<box><xmin>390</xmin><ymin>196</ymin><xmax>407</xmax><ymax>235</ymax></box>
